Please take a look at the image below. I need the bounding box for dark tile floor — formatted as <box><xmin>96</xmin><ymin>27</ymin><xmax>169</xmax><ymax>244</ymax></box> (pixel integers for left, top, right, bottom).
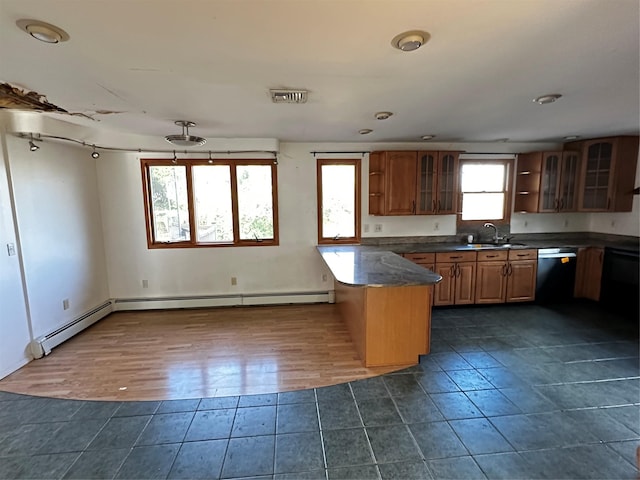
<box><xmin>1</xmin><ymin>302</ymin><xmax>638</xmax><ymax>479</ymax></box>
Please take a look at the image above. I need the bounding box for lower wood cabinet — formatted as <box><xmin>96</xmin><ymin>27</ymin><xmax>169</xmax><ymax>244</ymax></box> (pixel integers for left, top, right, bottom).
<box><xmin>433</xmin><ymin>252</ymin><xmax>477</xmax><ymax>306</ymax></box>
<box><xmin>406</xmin><ymin>248</ymin><xmax>537</xmax><ymax>306</ymax></box>
<box><xmin>574</xmin><ymin>247</ymin><xmax>604</xmax><ymax>301</ymax></box>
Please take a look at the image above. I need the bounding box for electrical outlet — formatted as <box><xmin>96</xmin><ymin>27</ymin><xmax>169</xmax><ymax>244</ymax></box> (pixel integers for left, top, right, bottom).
<box><xmin>524</xmin><ymin>221</ymin><xmax>528</xmax><ymax>228</ymax></box>
<box><xmin>374</xmin><ymin>224</ymin><xmax>382</xmax><ymax>232</ymax></box>
<box><xmin>62</xmin><ymin>299</ymin><xmax>70</xmax><ymax>310</ymax></box>
<box><xmin>363</xmin><ymin>224</ymin><xmax>370</xmax><ymax>233</ymax></box>
<box><xmin>6</xmin><ymin>243</ymin><xmax>16</xmax><ymax>256</ymax></box>
<box><xmin>142</xmin><ymin>279</ymin><xmax>148</xmax><ymax>288</ymax></box>
<box><xmin>231</xmin><ymin>277</ymin><xmax>237</xmax><ymax>286</ymax></box>
<box><xmin>434</xmin><ymin>222</ymin><xmax>440</xmax><ymax>231</ymax></box>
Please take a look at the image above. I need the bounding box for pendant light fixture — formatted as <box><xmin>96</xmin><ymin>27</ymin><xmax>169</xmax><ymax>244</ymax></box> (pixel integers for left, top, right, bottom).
<box><xmin>164</xmin><ymin>121</ymin><xmax>206</xmax><ymax>147</ymax></box>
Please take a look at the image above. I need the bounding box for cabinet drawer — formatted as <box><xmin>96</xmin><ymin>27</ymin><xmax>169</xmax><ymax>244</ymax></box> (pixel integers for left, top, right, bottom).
<box><xmin>436</xmin><ymin>251</ymin><xmax>477</xmax><ymax>263</ymax></box>
<box><xmin>404</xmin><ymin>252</ymin><xmax>436</xmax><ymax>263</ymax></box>
<box><xmin>508</xmin><ymin>249</ymin><xmax>537</xmax><ymax>260</ymax></box>
<box><xmin>477</xmin><ymin>250</ymin><xmax>508</xmax><ymax>262</ymax></box>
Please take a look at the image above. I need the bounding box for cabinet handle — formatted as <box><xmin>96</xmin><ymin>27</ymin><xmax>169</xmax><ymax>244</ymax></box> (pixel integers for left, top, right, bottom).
<box><xmin>412</xmin><ymin>200</ymin><xmax>416</xmax><ymax>214</ymax></box>
<box><xmin>486</xmin><ymin>254</ymin><xmax>498</xmax><ymax>258</ymax></box>
<box><xmin>559</xmin><ymin>197</ymin><xmax>565</xmax><ymax>210</ymax></box>
<box><xmin>507</xmin><ymin>264</ymin><xmax>513</xmax><ymax>276</ymax></box>
<box><xmin>450</xmin><ymin>255</ymin><xmax>462</xmax><ymax>259</ymax></box>
<box><xmin>438</xmin><ymin>200</ymin><xmax>442</xmax><ymax>212</ymax></box>
<box><xmin>432</xmin><ymin>200</ymin><xmax>437</xmax><ymax>213</ymax></box>
<box><xmin>607</xmin><ymin>198</ymin><xmax>610</xmax><ymax>210</ymax></box>
<box><xmin>516</xmin><ymin>253</ymin><xmax>528</xmax><ymax>257</ymax></box>
<box><xmin>501</xmin><ymin>264</ymin><xmax>507</xmax><ymax>276</ymax></box>
<box><xmin>455</xmin><ymin>264</ymin><xmax>461</xmax><ymax>277</ymax></box>
<box><xmin>449</xmin><ymin>265</ymin><xmax>455</xmax><ymax>277</ymax></box>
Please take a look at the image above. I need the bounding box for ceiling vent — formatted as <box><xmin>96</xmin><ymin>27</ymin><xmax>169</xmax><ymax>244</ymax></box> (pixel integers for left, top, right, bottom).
<box><xmin>270</xmin><ymin>89</ymin><xmax>308</xmax><ymax>104</ymax></box>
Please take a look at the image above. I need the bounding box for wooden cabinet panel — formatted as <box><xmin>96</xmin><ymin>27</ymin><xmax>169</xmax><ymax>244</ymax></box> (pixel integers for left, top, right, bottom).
<box><xmin>538</xmin><ymin>151</ymin><xmax>580</xmax><ymax>213</ymax></box>
<box><xmin>455</xmin><ymin>262</ymin><xmax>476</xmax><ymax>305</ymax></box>
<box><xmin>433</xmin><ymin>263</ymin><xmax>456</xmax><ymax>306</ymax></box>
<box><xmin>576</xmin><ymin>136</ymin><xmax>639</xmax><ymax>212</ymax></box>
<box><xmin>385</xmin><ymin>151</ymin><xmax>418</xmax><ymax>215</ymax></box>
<box><xmin>404</xmin><ymin>252</ymin><xmax>436</xmax><ymax>264</ymax></box>
<box><xmin>477</xmin><ymin>250</ymin><xmax>508</xmax><ymax>262</ymax></box>
<box><xmin>436</xmin><ymin>152</ymin><xmax>459</xmax><ymax>214</ymax></box>
<box><xmin>574</xmin><ymin>247</ymin><xmax>603</xmax><ymax>301</ymax></box>
<box><xmin>417</xmin><ymin>152</ymin><xmax>437</xmax><ymax>214</ymax></box>
<box><xmin>508</xmin><ymin>249</ymin><xmax>537</xmax><ymax>261</ymax></box>
<box><xmin>506</xmin><ymin>260</ymin><xmax>537</xmax><ymax>302</ymax></box>
<box><xmin>368</xmin><ymin>151</ymin><xmax>385</xmax><ymax>215</ymax></box>
<box><xmin>476</xmin><ymin>261</ymin><xmax>508</xmax><ymax>304</ymax></box>
<box><xmin>436</xmin><ymin>251</ymin><xmax>477</xmax><ymax>263</ymax></box>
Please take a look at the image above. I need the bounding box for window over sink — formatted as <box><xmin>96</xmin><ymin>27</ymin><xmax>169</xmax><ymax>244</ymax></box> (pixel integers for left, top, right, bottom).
<box><xmin>457</xmin><ymin>158</ymin><xmax>513</xmax><ymax>227</ymax></box>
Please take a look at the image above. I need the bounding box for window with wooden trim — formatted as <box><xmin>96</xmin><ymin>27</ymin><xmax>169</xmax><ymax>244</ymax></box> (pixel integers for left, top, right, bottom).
<box><xmin>457</xmin><ymin>159</ymin><xmax>513</xmax><ymax>226</ymax></box>
<box><xmin>316</xmin><ymin>159</ymin><xmax>361</xmax><ymax>244</ymax></box>
<box><xmin>141</xmin><ymin>159</ymin><xmax>278</xmax><ymax>248</ymax></box>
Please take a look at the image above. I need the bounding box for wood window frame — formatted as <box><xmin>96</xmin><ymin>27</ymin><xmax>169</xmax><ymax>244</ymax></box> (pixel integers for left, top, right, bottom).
<box><xmin>316</xmin><ymin>158</ymin><xmax>362</xmax><ymax>245</ymax></box>
<box><xmin>456</xmin><ymin>158</ymin><xmax>514</xmax><ymax>228</ymax></box>
<box><xmin>141</xmin><ymin>158</ymin><xmax>279</xmax><ymax>248</ymax></box>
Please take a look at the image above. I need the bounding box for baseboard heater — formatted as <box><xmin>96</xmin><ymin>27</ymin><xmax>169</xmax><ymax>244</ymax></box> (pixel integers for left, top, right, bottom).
<box><xmin>113</xmin><ymin>290</ymin><xmax>334</xmax><ymax>311</ymax></box>
<box><xmin>30</xmin><ymin>300</ymin><xmax>113</xmax><ymax>359</ymax></box>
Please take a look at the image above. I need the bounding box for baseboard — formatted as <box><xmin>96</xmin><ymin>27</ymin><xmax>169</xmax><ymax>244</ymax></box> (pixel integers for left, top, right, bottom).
<box><xmin>0</xmin><ymin>356</ymin><xmax>30</xmax><ymax>381</ymax></box>
<box><xmin>113</xmin><ymin>291</ymin><xmax>332</xmax><ymax>311</ymax></box>
<box><xmin>29</xmin><ymin>300</ymin><xmax>113</xmax><ymax>358</ymax></box>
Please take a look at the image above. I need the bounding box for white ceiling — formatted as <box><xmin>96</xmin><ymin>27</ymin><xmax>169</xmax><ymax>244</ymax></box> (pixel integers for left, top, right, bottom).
<box><xmin>1</xmin><ymin>0</ymin><xmax>639</xmax><ymax>144</ymax></box>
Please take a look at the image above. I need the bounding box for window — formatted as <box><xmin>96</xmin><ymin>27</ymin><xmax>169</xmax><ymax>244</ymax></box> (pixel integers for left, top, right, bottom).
<box><xmin>458</xmin><ymin>159</ymin><xmax>513</xmax><ymax>226</ymax></box>
<box><xmin>317</xmin><ymin>159</ymin><xmax>361</xmax><ymax>244</ymax></box>
<box><xmin>141</xmin><ymin>159</ymin><xmax>278</xmax><ymax>248</ymax></box>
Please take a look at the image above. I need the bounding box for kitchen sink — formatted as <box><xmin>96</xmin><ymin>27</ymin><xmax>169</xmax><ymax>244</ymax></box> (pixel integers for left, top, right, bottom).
<box><xmin>460</xmin><ymin>242</ymin><xmax>527</xmax><ymax>249</ymax></box>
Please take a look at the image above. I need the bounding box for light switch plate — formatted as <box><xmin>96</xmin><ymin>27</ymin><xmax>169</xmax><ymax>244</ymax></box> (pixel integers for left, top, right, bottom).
<box><xmin>7</xmin><ymin>243</ymin><xmax>16</xmax><ymax>256</ymax></box>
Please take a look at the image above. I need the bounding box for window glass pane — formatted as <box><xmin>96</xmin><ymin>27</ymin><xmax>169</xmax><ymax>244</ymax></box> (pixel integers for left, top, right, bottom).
<box><xmin>193</xmin><ymin>165</ymin><xmax>234</xmax><ymax>243</ymax></box>
<box><xmin>461</xmin><ymin>193</ymin><xmax>505</xmax><ymax>220</ymax></box>
<box><xmin>149</xmin><ymin>165</ymin><xmax>190</xmax><ymax>242</ymax></box>
<box><xmin>237</xmin><ymin>165</ymin><xmax>274</xmax><ymax>240</ymax></box>
<box><xmin>461</xmin><ymin>164</ymin><xmax>505</xmax><ymax>192</ymax></box>
<box><xmin>321</xmin><ymin>164</ymin><xmax>355</xmax><ymax>238</ymax></box>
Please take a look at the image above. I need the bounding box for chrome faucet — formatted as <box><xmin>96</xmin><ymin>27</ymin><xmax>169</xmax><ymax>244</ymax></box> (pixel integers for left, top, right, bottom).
<box><xmin>483</xmin><ymin>222</ymin><xmax>500</xmax><ymax>243</ymax></box>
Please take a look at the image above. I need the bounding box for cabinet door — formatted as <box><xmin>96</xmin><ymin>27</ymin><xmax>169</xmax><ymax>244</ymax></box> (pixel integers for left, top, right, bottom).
<box><xmin>539</xmin><ymin>152</ymin><xmax>562</xmax><ymax>212</ymax></box>
<box><xmin>475</xmin><ymin>261</ymin><xmax>508</xmax><ymax>304</ymax></box>
<box><xmin>506</xmin><ymin>260</ymin><xmax>537</xmax><ymax>302</ymax></box>
<box><xmin>416</xmin><ymin>152</ymin><xmax>437</xmax><ymax>214</ymax></box>
<box><xmin>454</xmin><ymin>261</ymin><xmax>476</xmax><ymax>305</ymax></box>
<box><xmin>433</xmin><ymin>263</ymin><xmax>456</xmax><ymax>306</ymax></box>
<box><xmin>574</xmin><ymin>247</ymin><xmax>603</xmax><ymax>301</ymax></box>
<box><xmin>436</xmin><ymin>152</ymin><xmax>459</xmax><ymax>214</ymax></box>
<box><xmin>559</xmin><ymin>151</ymin><xmax>580</xmax><ymax>212</ymax></box>
<box><xmin>385</xmin><ymin>151</ymin><xmax>418</xmax><ymax>215</ymax></box>
<box><xmin>579</xmin><ymin>140</ymin><xmax>616</xmax><ymax>211</ymax></box>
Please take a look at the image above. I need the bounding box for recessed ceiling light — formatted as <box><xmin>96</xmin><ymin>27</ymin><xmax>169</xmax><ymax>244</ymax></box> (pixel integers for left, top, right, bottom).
<box><xmin>533</xmin><ymin>94</ymin><xmax>562</xmax><ymax>105</ymax></box>
<box><xmin>374</xmin><ymin>111</ymin><xmax>393</xmax><ymax>120</ymax></box>
<box><xmin>564</xmin><ymin>135</ymin><xmax>580</xmax><ymax>140</ymax></box>
<box><xmin>359</xmin><ymin>129</ymin><xmax>373</xmax><ymax>135</ymax></box>
<box><xmin>16</xmin><ymin>19</ymin><xmax>69</xmax><ymax>43</ymax></box>
<box><xmin>421</xmin><ymin>135</ymin><xmax>436</xmax><ymax>141</ymax></box>
<box><xmin>391</xmin><ymin>30</ymin><xmax>431</xmax><ymax>52</ymax></box>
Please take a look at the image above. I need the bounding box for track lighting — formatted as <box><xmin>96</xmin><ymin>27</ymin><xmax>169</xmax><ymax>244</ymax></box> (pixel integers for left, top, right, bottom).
<box><xmin>172</xmin><ymin>151</ymin><xmax>178</xmax><ymax>164</ymax></box>
<box><xmin>91</xmin><ymin>145</ymin><xmax>100</xmax><ymax>158</ymax></box>
<box><xmin>28</xmin><ymin>133</ymin><xmax>39</xmax><ymax>151</ymax></box>
<box><xmin>208</xmin><ymin>151</ymin><xmax>213</xmax><ymax>164</ymax></box>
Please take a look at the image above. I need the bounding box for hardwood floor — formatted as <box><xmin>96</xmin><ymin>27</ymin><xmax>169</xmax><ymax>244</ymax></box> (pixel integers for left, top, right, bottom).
<box><xmin>0</xmin><ymin>304</ymin><xmax>404</xmax><ymax>401</ymax></box>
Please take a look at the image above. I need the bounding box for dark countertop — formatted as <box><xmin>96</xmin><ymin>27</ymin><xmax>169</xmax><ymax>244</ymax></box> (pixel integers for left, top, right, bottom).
<box><xmin>316</xmin><ymin>245</ymin><xmax>442</xmax><ymax>287</ymax></box>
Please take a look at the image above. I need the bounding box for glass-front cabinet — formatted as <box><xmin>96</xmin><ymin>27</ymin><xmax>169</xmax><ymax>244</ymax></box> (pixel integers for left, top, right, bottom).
<box><xmin>580</xmin><ymin>140</ymin><xmax>614</xmax><ymax>211</ymax></box>
<box><xmin>416</xmin><ymin>151</ymin><xmax>459</xmax><ymax>215</ymax></box>
<box><xmin>539</xmin><ymin>151</ymin><xmax>580</xmax><ymax>212</ymax></box>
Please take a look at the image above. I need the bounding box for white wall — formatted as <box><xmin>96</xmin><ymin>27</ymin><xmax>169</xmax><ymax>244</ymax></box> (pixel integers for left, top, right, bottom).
<box><xmin>0</xmin><ymin>128</ymin><xmax>31</xmax><ymax>379</ymax></box>
<box><xmin>7</xmin><ymin>135</ymin><xmax>110</xmax><ymax>339</ymax></box>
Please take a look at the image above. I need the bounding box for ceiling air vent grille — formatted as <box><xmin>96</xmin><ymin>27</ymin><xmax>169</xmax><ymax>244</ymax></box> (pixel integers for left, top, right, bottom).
<box><xmin>270</xmin><ymin>89</ymin><xmax>308</xmax><ymax>104</ymax></box>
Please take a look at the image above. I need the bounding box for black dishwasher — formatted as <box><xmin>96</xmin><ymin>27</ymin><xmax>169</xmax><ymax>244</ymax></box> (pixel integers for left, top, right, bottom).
<box><xmin>536</xmin><ymin>248</ymin><xmax>578</xmax><ymax>303</ymax></box>
<box><xmin>600</xmin><ymin>247</ymin><xmax>639</xmax><ymax>320</ymax></box>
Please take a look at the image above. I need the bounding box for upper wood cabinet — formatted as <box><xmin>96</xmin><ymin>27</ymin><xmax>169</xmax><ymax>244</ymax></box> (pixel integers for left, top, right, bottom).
<box><xmin>571</xmin><ymin>136</ymin><xmax>639</xmax><ymax>212</ymax></box>
<box><xmin>513</xmin><ymin>152</ymin><xmax>542</xmax><ymax>213</ymax></box>
<box><xmin>416</xmin><ymin>152</ymin><xmax>459</xmax><ymax>215</ymax></box>
<box><xmin>539</xmin><ymin>151</ymin><xmax>581</xmax><ymax>213</ymax></box>
<box><xmin>369</xmin><ymin>150</ymin><xmax>460</xmax><ymax>216</ymax></box>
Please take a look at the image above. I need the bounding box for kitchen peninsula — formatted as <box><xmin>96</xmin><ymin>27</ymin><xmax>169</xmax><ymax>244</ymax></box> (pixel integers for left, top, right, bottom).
<box><xmin>317</xmin><ymin>245</ymin><xmax>442</xmax><ymax>368</ymax></box>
